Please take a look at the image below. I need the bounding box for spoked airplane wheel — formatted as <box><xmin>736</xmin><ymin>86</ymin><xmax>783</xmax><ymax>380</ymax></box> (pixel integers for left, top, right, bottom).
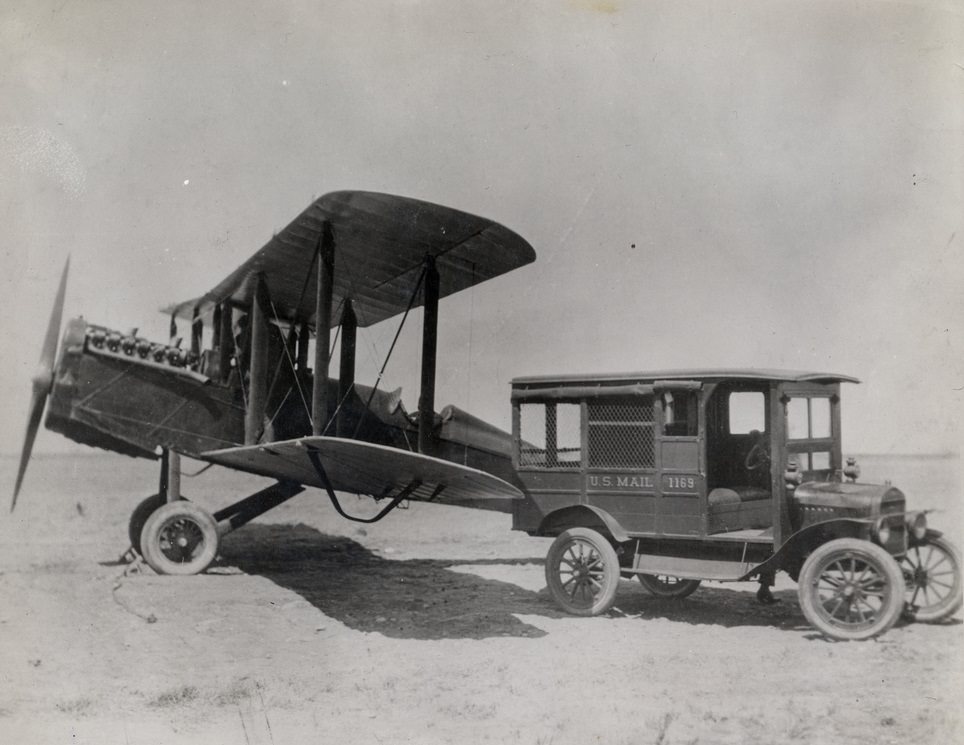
<box><xmin>901</xmin><ymin>534</ymin><xmax>962</xmax><ymax>623</ymax></box>
<box><xmin>140</xmin><ymin>501</ymin><xmax>220</xmax><ymax>576</ymax></box>
<box><xmin>128</xmin><ymin>494</ymin><xmax>185</xmax><ymax>556</ymax></box>
<box><xmin>798</xmin><ymin>538</ymin><xmax>905</xmax><ymax>641</ymax></box>
<box><xmin>638</xmin><ymin>574</ymin><xmax>702</xmax><ymax>599</ymax></box>
<box><xmin>545</xmin><ymin>528</ymin><xmax>620</xmax><ymax>616</ymax></box>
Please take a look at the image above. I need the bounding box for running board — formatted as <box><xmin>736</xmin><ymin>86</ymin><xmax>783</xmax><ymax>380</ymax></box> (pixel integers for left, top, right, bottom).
<box><xmin>632</xmin><ymin>554</ymin><xmax>757</xmax><ymax>582</ymax></box>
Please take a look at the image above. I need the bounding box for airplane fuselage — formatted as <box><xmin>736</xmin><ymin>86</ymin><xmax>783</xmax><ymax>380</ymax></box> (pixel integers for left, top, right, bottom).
<box><xmin>45</xmin><ymin>317</ymin><xmax>519</xmax><ymax>499</ymax></box>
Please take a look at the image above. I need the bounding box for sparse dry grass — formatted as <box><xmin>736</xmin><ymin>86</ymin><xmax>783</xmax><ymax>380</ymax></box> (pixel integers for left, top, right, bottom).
<box><xmin>149</xmin><ymin>685</ymin><xmax>199</xmax><ymax>708</ymax></box>
<box><xmin>650</xmin><ymin>711</ymin><xmax>677</xmax><ymax>745</ymax></box>
<box><xmin>55</xmin><ymin>697</ymin><xmax>92</xmax><ymax>715</ymax></box>
<box><xmin>211</xmin><ymin>678</ymin><xmax>256</xmax><ymax>707</ymax></box>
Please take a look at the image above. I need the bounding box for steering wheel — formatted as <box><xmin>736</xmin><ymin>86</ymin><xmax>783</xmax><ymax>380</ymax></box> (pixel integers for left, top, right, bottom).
<box><xmin>744</xmin><ymin>440</ymin><xmax>771</xmax><ymax>471</ymax></box>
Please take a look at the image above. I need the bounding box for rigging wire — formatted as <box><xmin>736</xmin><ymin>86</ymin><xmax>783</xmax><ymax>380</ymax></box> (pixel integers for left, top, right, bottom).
<box><xmin>260</xmin><ymin>249</ymin><xmax>321</xmax><ymax>432</ymax></box>
<box><xmin>351</xmin><ymin>264</ymin><xmax>428</xmax><ymax>445</ymax></box>
<box><xmin>266</xmin><ymin>296</ymin><xmax>314</xmax><ymax>431</ymax></box>
<box><xmin>328</xmin><ymin>301</ymin><xmax>344</xmax><ymax>365</ymax></box>
<box><xmin>321</xmin><ymin>382</ymin><xmax>357</xmax><ymax>435</ymax></box>
<box><xmin>338</xmin><ymin>254</ymin><xmax>384</xmax><ymax>375</ymax></box>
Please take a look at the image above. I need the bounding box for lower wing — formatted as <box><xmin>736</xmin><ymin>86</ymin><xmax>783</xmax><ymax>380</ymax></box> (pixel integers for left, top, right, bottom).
<box><xmin>201</xmin><ymin>436</ymin><xmax>523</xmax><ymax>504</ymax></box>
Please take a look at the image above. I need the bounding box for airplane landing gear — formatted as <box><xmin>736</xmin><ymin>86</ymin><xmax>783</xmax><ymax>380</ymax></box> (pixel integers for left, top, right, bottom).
<box><xmin>140</xmin><ymin>501</ymin><xmax>220</xmax><ymax>575</ymax></box>
<box><xmin>127</xmin><ymin>449</ymin><xmax>187</xmax><ymax>558</ymax></box>
<box><xmin>128</xmin><ymin>494</ymin><xmax>169</xmax><ymax>556</ymax></box>
<box><xmin>130</xmin><ymin>448</ymin><xmax>305</xmax><ymax>575</ymax></box>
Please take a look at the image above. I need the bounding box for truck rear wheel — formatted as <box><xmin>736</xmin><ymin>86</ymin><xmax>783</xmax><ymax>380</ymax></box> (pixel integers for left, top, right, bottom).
<box><xmin>545</xmin><ymin>528</ymin><xmax>620</xmax><ymax>616</ymax></box>
<box><xmin>638</xmin><ymin>574</ymin><xmax>701</xmax><ymax>599</ymax></box>
<box><xmin>798</xmin><ymin>538</ymin><xmax>904</xmax><ymax>641</ymax></box>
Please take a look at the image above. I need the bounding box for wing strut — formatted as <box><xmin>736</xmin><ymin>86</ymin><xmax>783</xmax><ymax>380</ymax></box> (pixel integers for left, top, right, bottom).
<box><xmin>312</xmin><ymin>222</ymin><xmax>334</xmax><ymax>435</ymax></box>
<box><xmin>336</xmin><ymin>299</ymin><xmax>357</xmax><ymax>436</ymax></box>
<box><xmin>305</xmin><ymin>446</ymin><xmax>421</xmax><ymax>524</ymax></box>
<box><xmin>417</xmin><ymin>255</ymin><xmax>440</xmax><ymax>455</ymax></box>
<box><xmin>245</xmin><ymin>274</ymin><xmax>270</xmax><ymax>444</ymax></box>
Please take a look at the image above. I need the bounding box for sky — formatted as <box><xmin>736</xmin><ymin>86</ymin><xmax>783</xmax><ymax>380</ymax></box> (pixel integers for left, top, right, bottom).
<box><xmin>0</xmin><ymin>0</ymin><xmax>961</xmax><ymax>460</ymax></box>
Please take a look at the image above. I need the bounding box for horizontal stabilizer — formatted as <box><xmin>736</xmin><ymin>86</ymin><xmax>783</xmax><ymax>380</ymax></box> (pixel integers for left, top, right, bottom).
<box><xmin>201</xmin><ymin>436</ymin><xmax>523</xmax><ymax>503</ymax></box>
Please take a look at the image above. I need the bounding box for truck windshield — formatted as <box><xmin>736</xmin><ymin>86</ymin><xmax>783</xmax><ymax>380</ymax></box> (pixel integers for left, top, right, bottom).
<box><xmin>786</xmin><ymin>395</ymin><xmax>833</xmax><ymax>472</ymax></box>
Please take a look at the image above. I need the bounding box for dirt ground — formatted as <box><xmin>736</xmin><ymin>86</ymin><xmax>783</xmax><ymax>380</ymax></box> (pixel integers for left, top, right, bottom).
<box><xmin>1</xmin><ymin>454</ymin><xmax>961</xmax><ymax>745</ymax></box>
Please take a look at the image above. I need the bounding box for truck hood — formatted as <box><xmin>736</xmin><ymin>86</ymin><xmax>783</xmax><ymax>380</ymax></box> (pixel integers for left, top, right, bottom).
<box><xmin>793</xmin><ymin>481</ymin><xmax>905</xmax><ymax>512</ymax></box>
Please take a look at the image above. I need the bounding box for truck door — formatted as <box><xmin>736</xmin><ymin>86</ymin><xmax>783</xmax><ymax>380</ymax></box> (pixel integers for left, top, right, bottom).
<box><xmin>656</xmin><ymin>388</ymin><xmax>703</xmax><ymax>535</ymax></box>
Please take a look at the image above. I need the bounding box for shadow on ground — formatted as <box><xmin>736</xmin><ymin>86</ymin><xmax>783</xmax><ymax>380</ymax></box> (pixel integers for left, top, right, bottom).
<box><xmin>216</xmin><ymin>523</ymin><xmax>813</xmax><ymax>640</ymax></box>
<box><xmin>612</xmin><ymin>583</ymin><xmax>807</xmax><ymax>632</ymax></box>
<box><xmin>219</xmin><ymin>523</ymin><xmax>557</xmax><ymax>640</ymax></box>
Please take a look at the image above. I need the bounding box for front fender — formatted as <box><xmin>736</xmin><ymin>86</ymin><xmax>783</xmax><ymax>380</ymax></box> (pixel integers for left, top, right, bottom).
<box><xmin>909</xmin><ymin>527</ymin><xmax>945</xmax><ymax>548</ymax></box>
<box><xmin>748</xmin><ymin>517</ymin><xmax>876</xmax><ymax>580</ymax></box>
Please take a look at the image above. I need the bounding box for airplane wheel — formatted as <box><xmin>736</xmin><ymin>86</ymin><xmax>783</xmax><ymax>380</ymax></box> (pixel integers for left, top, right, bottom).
<box><xmin>545</xmin><ymin>528</ymin><xmax>620</xmax><ymax>616</ymax></box>
<box><xmin>638</xmin><ymin>574</ymin><xmax>702</xmax><ymax>599</ymax></box>
<box><xmin>140</xmin><ymin>501</ymin><xmax>219</xmax><ymax>576</ymax></box>
<box><xmin>798</xmin><ymin>538</ymin><xmax>904</xmax><ymax>641</ymax></box>
<box><xmin>128</xmin><ymin>494</ymin><xmax>185</xmax><ymax>556</ymax></box>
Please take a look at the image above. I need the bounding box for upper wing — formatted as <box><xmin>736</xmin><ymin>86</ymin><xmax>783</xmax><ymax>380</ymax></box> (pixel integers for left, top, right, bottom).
<box><xmin>166</xmin><ymin>191</ymin><xmax>536</xmax><ymax>328</ymax></box>
<box><xmin>201</xmin><ymin>436</ymin><xmax>523</xmax><ymax>503</ymax></box>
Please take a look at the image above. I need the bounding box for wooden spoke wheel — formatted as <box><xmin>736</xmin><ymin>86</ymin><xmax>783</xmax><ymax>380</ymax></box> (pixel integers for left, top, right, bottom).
<box><xmin>545</xmin><ymin>528</ymin><xmax>620</xmax><ymax>616</ymax></box>
<box><xmin>798</xmin><ymin>538</ymin><xmax>904</xmax><ymax>641</ymax></box>
<box><xmin>140</xmin><ymin>501</ymin><xmax>219</xmax><ymax>576</ymax></box>
<box><xmin>901</xmin><ymin>534</ymin><xmax>962</xmax><ymax>623</ymax></box>
<box><xmin>638</xmin><ymin>574</ymin><xmax>702</xmax><ymax>599</ymax></box>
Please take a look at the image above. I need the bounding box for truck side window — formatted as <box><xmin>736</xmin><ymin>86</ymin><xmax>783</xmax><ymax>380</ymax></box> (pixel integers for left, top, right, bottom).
<box><xmin>728</xmin><ymin>392</ymin><xmax>765</xmax><ymax>434</ymax></box>
<box><xmin>662</xmin><ymin>391</ymin><xmax>698</xmax><ymax>437</ymax></box>
<box><xmin>518</xmin><ymin>402</ymin><xmax>581</xmax><ymax>468</ymax></box>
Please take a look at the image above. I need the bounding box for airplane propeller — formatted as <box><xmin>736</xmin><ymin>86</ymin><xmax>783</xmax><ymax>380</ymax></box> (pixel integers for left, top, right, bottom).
<box><xmin>11</xmin><ymin>257</ymin><xmax>70</xmax><ymax>511</ymax></box>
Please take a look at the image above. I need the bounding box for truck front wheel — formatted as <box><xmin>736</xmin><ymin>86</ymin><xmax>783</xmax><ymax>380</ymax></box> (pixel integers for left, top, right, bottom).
<box><xmin>901</xmin><ymin>534</ymin><xmax>962</xmax><ymax>623</ymax></box>
<box><xmin>798</xmin><ymin>538</ymin><xmax>905</xmax><ymax>641</ymax></box>
<box><xmin>545</xmin><ymin>528</ymin><xmax>620</xmax><ymax>616</ymax></box>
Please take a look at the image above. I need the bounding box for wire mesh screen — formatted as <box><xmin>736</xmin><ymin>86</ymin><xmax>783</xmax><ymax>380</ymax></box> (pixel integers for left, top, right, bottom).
<box><xmin>518</xmin><ymin>402</ymin><xmax>582</xmax><ymax>468</ymax></box>
<box><xmin>588</xmin><ymin>398</ymin><xmax>655</xmax><ymax>469</ymax></box>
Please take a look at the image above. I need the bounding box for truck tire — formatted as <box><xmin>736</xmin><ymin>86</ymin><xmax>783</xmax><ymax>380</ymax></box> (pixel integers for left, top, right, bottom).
<box><xmin>638</xmin><ymin>574</ymin><xmax>701</xmax><ymax>599</ymax></box>
<box><xmin>545</xmin><ymin>527</ymin><xmax>620</xmax><ymax>616</ymax></box>
<box><xmin>798</xmin><ymin>538</ymin><xmax>904</xmax><ymax>641</ymax></box>
<box><xmin>901</xmin><ymin>534</ymin><xmax>962</xmax><ymax>623</ymax></box>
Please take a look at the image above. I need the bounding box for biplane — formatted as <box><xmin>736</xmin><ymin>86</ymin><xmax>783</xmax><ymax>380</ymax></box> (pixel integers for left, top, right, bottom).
<box><xmin>12</xmin><ymin>191</ymin><xmax>535</xmax><ymax>575</ymax></box>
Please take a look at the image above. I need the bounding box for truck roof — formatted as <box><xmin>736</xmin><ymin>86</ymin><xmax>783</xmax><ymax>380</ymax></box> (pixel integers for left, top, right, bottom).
<box><xmin>511</xmin><ymin>369</ymin><xmax>860</xmax><ymax>387</ymax></box>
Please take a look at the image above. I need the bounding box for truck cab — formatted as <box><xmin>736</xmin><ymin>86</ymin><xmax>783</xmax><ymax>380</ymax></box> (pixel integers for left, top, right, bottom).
<box><xmin>510</xmin><ymin>369</ymin><xmax>960</xmax><ymax>640</ymax></box>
